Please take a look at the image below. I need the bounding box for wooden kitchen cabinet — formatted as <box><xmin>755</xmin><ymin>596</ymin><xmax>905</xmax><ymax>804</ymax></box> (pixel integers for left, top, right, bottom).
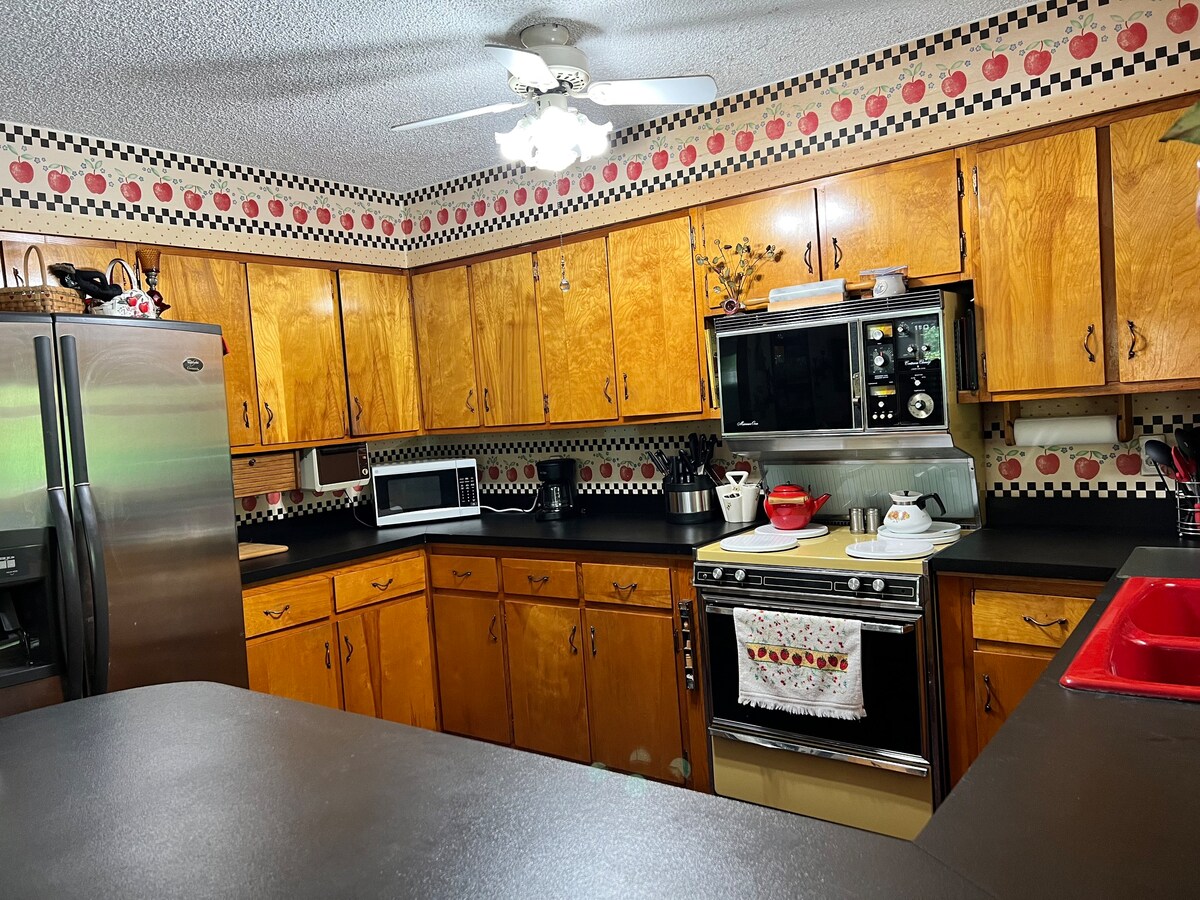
<box><xmin>1</xmin><ymin>236</ymin><xmax>134</xmax><ymax>289</ymax></box>
<box><xmin>505</xmin><ymin>601</ymin><xmax>590</xmax><ymax>762</ymax></box>
<box><xmin>158</xmin><ymin>252</ymin><xmax>259</xmax><ymax>447</ymax></box>
<box><xmin>1110</xmin><ymin>109</ymin><xmax>1200</xmax><ymax>383</ymax></box>
<box><xmin>411</xmin><ymin>266</ymin><xmax>480</xmax><ymax>430</ymax></box>
<box><xmin>245</xmin><ymin>621</ymin><xmax>340</xmax><ymax>709</ymax></box>
<box><xmin>584</xmin><ymin>607</ymin><xmax>685</xmax><ymax>783</ymax></box>
<box><xmin>432</xmin><ymin>593</ymin><xmax>511</xmax><ymax>743</ymax></box>
<box><xmin>607</xmin><ymin>215</ymin><xmax>702</xmax><ymax>418</ymax></box>
<box><xmin>975</xmin><ymin>129</ymin><xmax>1104</xmax><ymax>393</ymax></box>
<box><xmin>246</xmin><ymin>263</ymin><xmax>348</xmax><ymax>445</ymax></box>
<box><xmin>338</xmin><ymin>594</ymin><xmax>438</xmax><ymax>729</ymax></box>
<box><xmin>818</xmin><ymin>150</ymin><xmax>962</xmax><ymax>281</ymax></box>
<box><xmin>535</xmin><ymin>237</ymin><xmax>620</xmax><ymax>423</ymax></box>
<box><xmin>972</xmin><ymin>649</ymin><xmax>1048</xmax><ymax>750</ymax></box>
<box><xmin>338</xmin><ymin>269</ymin><xmax>422</xmax><ymax>436</ymax></box>
<box><xmin>469</xmin><ymin>254</ymin><xmax>545</xmax><ymax>427</ymax></box>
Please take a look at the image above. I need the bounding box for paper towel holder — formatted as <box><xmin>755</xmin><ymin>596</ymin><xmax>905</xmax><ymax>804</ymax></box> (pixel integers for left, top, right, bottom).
<box><xmin>1001</xmin><ymin>395</ymin><xmax>1134</xmax><ymax>446</ymax></box>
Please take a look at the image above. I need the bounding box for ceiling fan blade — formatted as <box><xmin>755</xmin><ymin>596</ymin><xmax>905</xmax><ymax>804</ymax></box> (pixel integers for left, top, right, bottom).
<box><xmin>484</xmin><ymin>43</ymin><xmax>559</xmax><ymax>90</ymax></box>
<box><xmin>390</xmin><ymin>100</ymin><xmax>528</xmax><ymax>133</ymax></box>
<box><xmin>582</xmin><ymin>75</ymin><xmax>717</xmax><ymax>106</ymax></box>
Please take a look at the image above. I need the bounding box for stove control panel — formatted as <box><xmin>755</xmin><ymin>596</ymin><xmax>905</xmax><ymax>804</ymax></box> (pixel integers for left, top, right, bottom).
<box><xmin>693</xmin><ymin>564</ymin><xmax>923</xmax><ymax>607</ymax></box>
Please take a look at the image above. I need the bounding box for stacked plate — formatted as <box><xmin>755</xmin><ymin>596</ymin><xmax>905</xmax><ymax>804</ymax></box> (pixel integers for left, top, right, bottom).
<box><xmin>875</xmin><ymin>521</ymin><xmax>962</xmax><ymax>545</ymax></box>
<box><xmin>755</xmin><ymin>523</ymin><xmax>829</xmax><ymax>539</ymax></box>
<box><xmin>719</xmin><ymin>533</ymin><xmax>798</xmax><ymax>553</ymax></box>
<box><xmin>845</xmin><ymin>538</ymin><xmax>936</xmax><ymax>561</ymax></box>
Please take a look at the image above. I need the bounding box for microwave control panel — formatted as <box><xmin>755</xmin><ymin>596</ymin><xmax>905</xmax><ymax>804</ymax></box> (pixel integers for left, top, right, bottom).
<box><xmin>457</xmin><ymin>467</ymin><xmax>480</xmax><ymax>508</ymax></box>
<box><xmin>862</xmin><ymin>313</ymin><xmax>946</xmax><ymax>429</ymax></box>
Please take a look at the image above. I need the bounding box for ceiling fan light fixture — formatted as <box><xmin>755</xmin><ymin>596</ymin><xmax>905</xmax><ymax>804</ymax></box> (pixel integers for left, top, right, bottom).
<box><xmin>495</xmin><ymin>99</ymin><xmax>612</xmax><ymax>172</ymax></box>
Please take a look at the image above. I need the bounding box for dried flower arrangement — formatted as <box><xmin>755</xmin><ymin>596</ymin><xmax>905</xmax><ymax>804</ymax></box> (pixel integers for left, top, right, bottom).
<box><xmin>694</xmin><ymin>237</ymin><xmax>781</xmax><ymax>314</ymax></box>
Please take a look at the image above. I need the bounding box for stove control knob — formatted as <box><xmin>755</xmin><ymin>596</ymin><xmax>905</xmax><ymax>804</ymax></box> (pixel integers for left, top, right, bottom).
<box><xmin>847</xmin><ymin>577</ymin><xmax>862</xmax><ymax>591</ymax></box>
<box><xmin>897</xmin><ymin>324</ymin><xmax>908</xmax><ymax>335</ymax></box>
<box><xmin>873</xmin><ymin>354</ymin><xmax>887</xmax><ymax>367</ymax></box>
<box><xmin>868</xmin><ymin>328</ymin><xmax>884</xmax><ymax>341</ymax></box>
<box><xmin>734</xmin><ymin>569</ymin><xmax>747</xmax><ymax>582</ymax></box>
<box><xmin>711</xmin><ymin>567</ymin><xmax>724</xmax><ymax>581</ymax></box>
<box><xmin>871</xmin><ymin>578</ymin><xmax>886</xmax><ymax>592</ymax></box>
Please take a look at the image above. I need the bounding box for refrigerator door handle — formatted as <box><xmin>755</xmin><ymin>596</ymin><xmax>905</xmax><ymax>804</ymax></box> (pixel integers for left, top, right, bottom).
<box><xmin>33</xmin><ymin>335</ymin><xmax>87</xmax><ymax>701</ymax></box>
<box><xmin>59</xmin><ymin>334</ymin><xmax>111</xmax><ymax>695</ymax></box>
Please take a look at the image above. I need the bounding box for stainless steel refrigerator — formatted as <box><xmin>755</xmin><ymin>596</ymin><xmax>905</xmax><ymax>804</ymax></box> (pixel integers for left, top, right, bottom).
<box><xmin>0</xmin><ymin>313</ymin><xmax>247</xmax><ymax>711</ymax></box>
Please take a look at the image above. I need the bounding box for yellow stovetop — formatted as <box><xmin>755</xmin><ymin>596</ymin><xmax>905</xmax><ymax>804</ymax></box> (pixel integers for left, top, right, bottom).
<box><xmin>695</xmin><ymin>525</ymin><xmax>945</xmax><ymax>575</ymax></box>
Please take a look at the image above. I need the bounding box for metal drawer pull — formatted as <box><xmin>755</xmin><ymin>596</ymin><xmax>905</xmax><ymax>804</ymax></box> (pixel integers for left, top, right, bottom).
<box><xmin>1127</xmin><ymin>320</ymin><xmax>1137</xmax><ymax>359</ymax></box>
<box><xmin>568</xmin><ymin>624</ymin><xmax>578</xmax><ymax>654</ymax></box>
<box><xmin>242</xmin><ymin>400</ymin><xmax>250</xmax><ymax>428</ymax></box>
<box><xmin>344</xmin><ymin>635</ymin><xmax>353</xmax><ymax>663</ymax></box>
<box><xmin>262</xmin><ymin>604</ymin><xmax>290</xmax><ymax>620</ymax></box>
<box><xmin>465</xmin><ymin>388</ymin><xmax>475</xmax><ymax>413</ymax></box>
<box><xmin>483</xmin><ymin>387</ymin><xmax>491</xmax><ymax>413</ymax></box>
<box><xmin>451</xmin><ymin>569</ymin><xmax>472</xmax><ymax>579</ymax></box>
<box><xmin>488</xmin><ymin>614</ymin><xmax>498</xmax><ymax>643</ymax></box>
<box><xmin>324</xmin><ymin>642</ymin><xmax>331</xmax><ymax>670</ymax></box>
<box><xmin>611</xmin><ymin>581</ymin><xmax>638</xmax><ymax>593</ymax></box>
<box><xmin>1082</xmin><ymin>323</ymin><xmax>1097</xmax><ymax>363</ymax></box>
<box><xmin>354</xmin><ymin>396</ymin><xmax>364</xmax><ymax>422</ymax></box>
<box><xmin>371</xmin><ymin>578</ymin><xmax>394</xmax><ymax>592</ymax></box>
<box><xmin>1023</xmin><ymin>615</ymin><xmax>1068</xmax><ymax>628</ymax></box>
<box><xmin>832</xmin><ymin>237</ymin><xmax>842</xmax><ymax>269</ymax></box>
<box><xmin>982</xmin><ymin>673</ymin><xmax>993</xmax><ymax>713</ymax></box>
<box><xmin>528</xmin><ymin>574</ymin><xmax>550</xmax><ymax>585</ymax></box>
<box><xmin>803</xmin><ymin>241</ymin><xmax>813</xmax><ymax>274</ymax></box>
<box><xmin>623</xmin><ymin>372</ymin><xmax>629</xmax><ymax>400</ymax></box>
<box><xmin>590</xmin><ymin>625</ymin><xmax>597</xmax><ymax>656</ymax></box>
<box><xmin>603</xmin><ymin>376</ymin><xmax>612</xmax><ymax>403</ymax></box>
<box><xmin>264</xmin><ymin>401</ymin><xmax>274</xmax><ymax>428</ymax></box>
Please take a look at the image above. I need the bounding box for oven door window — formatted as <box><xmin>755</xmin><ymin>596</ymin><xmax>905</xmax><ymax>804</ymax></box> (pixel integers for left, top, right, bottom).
<box><xmin>374</xmin><ymin>470</ymin><xmax>458</xmax><ymax>515</ymax></box>
<box><xmin>719</xmin><ymin>323</ymin><xmax>856</xmax><ymax>434</ymax></box>
<box><xmin>705</xmin><ymin>606</ymin><xmax>924</xmax><ymax>758</ymax></box>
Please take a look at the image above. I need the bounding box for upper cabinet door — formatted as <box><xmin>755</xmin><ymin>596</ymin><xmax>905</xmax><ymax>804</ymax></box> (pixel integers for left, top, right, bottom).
<box><xmin>338</xmin><ymin>270</ymin><xmax>421</xmax><ymax>436</ymax></box>
<box><xmin>246</xmin><ymin>264</ymin><xmax>348</xmax><ymax>445</ymax></box>
<box><xmin>818</xmin><ymin>150</ymin><xmax>963</xmax><ymax>280</ymax></box>
<box><xmin>698</xmin><ymin>185</ymin><xmax>821</xmax><ymax>309</ymax></box>
<box><xmin>535</xmin><ymin>237</ymin><xmax>619</xmax><ymax>424</ymax></box>
<box><xmin>1111</xmin><ymin>109</ymin><xmax>1200</xmax><ymax>384</ymax></box>
<box><xmin>470</xmin><ymin>254</ymin><xmax>545</xmax><ymax>427</ymax></box>
<box><xmin>1</xmin><ymin>236</ymin><xmax>134</xmax><ymax>289</ymax></box>
<box><xmin>608</xmin><ymin>215</ymin><xmax>702</xmax><ymax>418</ymax></box>
<box><xmin>411</xmin><ymin>267</ymin><xmax>480</xmax><ymax>431</ymax></box>
<box><xmin>158</xmin><ymin>253</ymin><xmax>259</xmax><ymax>447</ymax></box>
<box><xmin>976</xmin><ymin>129</ymin><xmax>1104</xmax><ymax>393</ymax></box>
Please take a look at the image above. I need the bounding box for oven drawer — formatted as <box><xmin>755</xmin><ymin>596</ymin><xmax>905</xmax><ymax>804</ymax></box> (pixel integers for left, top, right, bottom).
<box><xmin>972</xmin><ymin>590</ymin><xmax>1092</xmax><ymax>649</ymax></box>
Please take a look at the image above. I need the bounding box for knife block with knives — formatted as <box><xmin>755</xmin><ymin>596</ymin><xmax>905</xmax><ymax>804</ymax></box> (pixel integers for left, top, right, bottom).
<box><xmin>654</xmin><ymin>433</ymin><xmax>718</xmax><ymax>524</ymax></box>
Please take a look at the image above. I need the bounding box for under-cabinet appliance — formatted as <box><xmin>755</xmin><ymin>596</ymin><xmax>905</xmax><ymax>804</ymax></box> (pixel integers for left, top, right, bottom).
<box><xmin>0</xmin><ymin>314</ymin><xmax>248</xmax><ymax>717</ymax></box>
<box><xmin>369</xmin><ymin>458</ymin><xmax>480</xmax><ymax>526</ymax></box>
<box><xmin>299</xmin><ymin>444</ymin><xmax>369</xmax><ymax>492</ymax></box>
<box><xmin>715</xmin><ymin>290</ymin><xmax>980</xmax><ymax>456</ymax></box>
<box><xmin>534</xmin><ymin>457</ymin><xmax>579</xmax><ymax>521</ymax></box>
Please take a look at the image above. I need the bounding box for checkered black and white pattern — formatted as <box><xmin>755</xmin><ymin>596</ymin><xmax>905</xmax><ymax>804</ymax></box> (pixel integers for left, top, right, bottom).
<box><xmin>235</xmin><ymin>491</ymin><xmax>367</xmax><ymax>525</ymax></box>
<box><xmin>990</xmin><ymin>480</ymin><xmax>1173</xmax><ymax>500</ymax></box>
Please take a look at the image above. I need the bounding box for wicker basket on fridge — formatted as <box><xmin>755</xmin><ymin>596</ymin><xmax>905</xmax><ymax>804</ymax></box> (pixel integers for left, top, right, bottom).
<box><xmin>0</xmin><ymin>245</ymin><xmax>84</xmax><ymax>314</ymax></box>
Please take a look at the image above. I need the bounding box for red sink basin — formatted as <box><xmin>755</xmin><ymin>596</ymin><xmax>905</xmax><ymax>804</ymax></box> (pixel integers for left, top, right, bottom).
<box><xmin>1061</xmin><ymin>577</ymin><xmax>1200</xmax><ymax>702</ymax></box>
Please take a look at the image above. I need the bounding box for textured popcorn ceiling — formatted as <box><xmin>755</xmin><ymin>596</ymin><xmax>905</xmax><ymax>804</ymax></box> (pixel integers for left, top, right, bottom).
<box><xmin>3</xmin><ymin>0</ymin><xmax>1018</xmax><ymax>193</ymax></box>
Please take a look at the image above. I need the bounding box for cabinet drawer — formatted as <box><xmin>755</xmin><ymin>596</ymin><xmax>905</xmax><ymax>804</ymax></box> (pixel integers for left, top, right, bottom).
<box><xmin>581</xmin><ymin>563</ymin><xmax>672</xmax><ymax>609</ymax></box>
<box><xmin>972</xmin><ymin>590</ymin><xmax>1092</xmax><ymax>649</ymax></box>
<box><xmin>502</xmin><ymin>559</ymin><xmax>579</xmax><ymax>600</ymax></box>
<box><xmin>231</xmin><ymin>452</ymin><xmax>297</xmax><ymax>498</ymax></box>
<box><xmin>243</xmin><ymin>575</ymin><xmax>331</xmax><ymax>638</ymax></box>
<box><xmin>430</xmin><ymin>555</ymin><xmax>498</xmax><ymax>593</ymax></box>
<box><xmin>333</xmin><ymin>555</ymin><xmax>426</xmax><ymax>612</ymax></box>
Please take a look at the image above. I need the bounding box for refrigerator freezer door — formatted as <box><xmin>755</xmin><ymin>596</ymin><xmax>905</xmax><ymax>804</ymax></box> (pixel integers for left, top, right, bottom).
<box><xmin>55</xmin><ymin>317</ymin><xmax>248</xmax><ymax>691</ymax></box>
<box><xmin>0</xmin><ymin>315</ymin><xmax>54</xmax><ymax>530</ymax></box>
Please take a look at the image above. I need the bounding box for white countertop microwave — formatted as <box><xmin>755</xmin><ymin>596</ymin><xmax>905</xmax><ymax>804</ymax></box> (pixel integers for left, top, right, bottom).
<box><xmin>368</xmin><ymin>458</ymin><xmax>480</xmax><ymax>527</ymax></box>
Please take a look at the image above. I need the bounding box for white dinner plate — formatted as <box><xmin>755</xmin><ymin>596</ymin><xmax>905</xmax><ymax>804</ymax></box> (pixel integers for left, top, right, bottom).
<box><xmin>719</xmin><ymin>533</ymin><xmax>799</xmax><ymax>553</ymax></box>
<box><xmin>876</xmin><ymin>526</ymin><xmax>960</xmax><ymax>545</ymax></box>
<box><xmin>877</xmin><ymin>521</ymin><xmax>961</xmax><ymax>540</ymax></box>
<box><xmin>845</xmin><ymin>538</ymin><xmax>936</xmax><ymax>560</ymax></box>
<box><xmin>755</xmin><ymin>523</ymin><xmax>829</xmax><ymax>539</ymax></box>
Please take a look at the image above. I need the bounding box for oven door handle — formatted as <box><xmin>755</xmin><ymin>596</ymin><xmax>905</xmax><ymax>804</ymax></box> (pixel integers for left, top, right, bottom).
<box><xmin>709</xmin><ymin>726</ymin><xmax>930</xmax><ymax>777</ymax></box>
<box><xmin>704</xmin><ymin>604</ymin><xmax>914</xmax><ymax>634</ymax></box>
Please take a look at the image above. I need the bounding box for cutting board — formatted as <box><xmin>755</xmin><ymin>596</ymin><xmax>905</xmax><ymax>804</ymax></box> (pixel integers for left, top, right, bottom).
<box><xmin>238</xmin><ymin>542</ymin><xmax>289</xmax><ymax>561</ymax></box>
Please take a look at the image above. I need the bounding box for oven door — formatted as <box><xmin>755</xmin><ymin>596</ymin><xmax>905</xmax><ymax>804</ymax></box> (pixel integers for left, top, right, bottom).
<box><xmin>703</xmin><ymin>593</ymin><xmax>929</xmax><ymax>776</ymax></box>
<box><xmin>717</xmin><ymin>321</ymin><xmax>861</xmax><ymax>437</ymax></box>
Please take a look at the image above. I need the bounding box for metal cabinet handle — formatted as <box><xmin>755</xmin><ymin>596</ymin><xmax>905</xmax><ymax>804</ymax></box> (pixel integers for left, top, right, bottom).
<box><xmin>528</xmin><ymin>574</ymin><xmax>550</xmax><ymax>585</ymax></box>
<box><xmin>344</xmin><ymin>635</ymin><xmax>353</xmax><ymax>663</ymax></box>
<box><xmin>611</xmin><ymin>581</ymin><xmax>638</xmax><ymax>593</ymax></box>
<box><xmin>354</xmin><ymin>396</ymin><xmax>363</xmax><ymax>422</ymax></box>
<box><xmin>488</xmin><ymin>614</ymin><xmax>498</xmax><ymax>643</ymax></box>
<box><xmin>324</xmin><ymin>642</ymin><xmax>331</xmax><ymax>670</ymax></box>
<box><xmin>262</xmin><ymin>604</ymin><xmax>291</xmax><ymax>620</ymax></box>
<box><xmin>603</xmin><ymin>376</ymin><xmax>612</xmax><ymax>404</ymax></box>
<box><xmin>623</xmin><ymin>372</ymin><xmax>629</xmax><ymax>400</ymax></box>
<box><xmin>590</xmin><ymin>625</ymin><xmax>597</xmax><ymax>657</ymax></box>
<box><xmin>451</xmin><ymin>569</ymin><xmax>472</xmax><ymax>579</ymax></box>
<box><xmin>568</xmin><ymin>624</ymin><xmax>578</xmax><ymax>655</ymax></box>
<box><xmin>371</xmin><ymin>578</ymin><xmax>394</xmax><ymax>592</ymax></box>
<box><xmin>982</xmin><ymin>673</ymin><xmax>993</xmax><ymax>713</ymax></box>
<box><xmin>466</xmin><ymin>388</ymin><xmax>475</xmax><ymax>413</ymax></box>
<box><xmin>803</xmin><ymin>240</ymin><xmax>813</xmax><ymax>274</ymax></box>
<box><xmin>1127</xmin><ymin>320</ymin><xmax>1137</xmax><ymax>359</ymax></box>
<box><xmin>242</xmin><ymin>400</ymin><xmax>250</xmax><ymax>428</ymax></box>
<box><xmin>1082</xmin><ymin>323</ymin><xmax>1096</xmax><ymax>363</ymax></box>
<box><xmin>483</xmin><ymin>387</ymin><xmax>491</xmax><ymax>413</ymax></box>
<box><xmin>1023</xmin><ymin>615</ymin><xmax>1068</xmax><ymax>628</ymax></box>
<box><xmin>264</xmin><ymin>401</ymin><xmax>274</xmax><ymax>428</ymax></box>
<box><xmin>832</xmin><ymin>237</ymin><xmax>842</xmax><ymax>270</ymax></box>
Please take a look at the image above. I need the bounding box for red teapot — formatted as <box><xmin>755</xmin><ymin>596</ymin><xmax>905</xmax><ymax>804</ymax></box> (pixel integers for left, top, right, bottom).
<box><xmin>763</xmin><ymin>483</ymin><xmax>831</xmax><ymax>530</ymax></box>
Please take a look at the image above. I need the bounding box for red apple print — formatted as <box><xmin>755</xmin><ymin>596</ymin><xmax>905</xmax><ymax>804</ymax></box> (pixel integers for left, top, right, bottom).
<box><xmin>152</xmin><ymin>181</ymin><xmax>172</xmax><ymax>202</ymax></box>
<box><xmin>381</xmin><ymin>218</ymin><xmax>394</xmax><ymax>236</ymax></box>
<box><xmin>641</xmin><ymin>463</ymin><xmax>656</xmax><ymax>479</ymax></box>
<box><xmin>120</xmin><ymin>180</ymin><xmax>141</xmax><ymax>202</ymax></box>
<box><xmin>830</xmin><ymin>98</ymin><xmax>853</xmax><ymax>121</ymax></box>
<box><xmin>652</xmin><ymin>149</ymin><xmax>669</xmax><ymax>170</ymax></box>
<box><xmin>361</xmin><ymin>212</ymin><xmax>375</xmax><ymax>230</ymax></box>
<box><xmin>757</xmin><ymin>647</ymin><xmax>767</xmax><ymax>659</ymax></box>
<box><xmin>289</xmin><ymin>490</ymin><xmax>304</xmax><ymax>504</ymax></box>
<box><xmin>602</xmin><ymin>162</ymin><xmax>619</xmax><ymax>182</ymax></box>
<box><xmin>1116</xmin><ymin>452</ymin><xmax>1142</xmax><ymax>476</ymax></box>
<box><xmin>1024</xmin><ymin>48</ymin><xmax>1052</xmax><ymax>76</ymax></box>
<box><xmin>865</xmin><ymin>93</ymin><xmax>888</xmax><ymax>118</ymax></box>
<box><xmin>733</xmin><ymin>460</ymin><xmax>753</xmax><ymax>474</ymax></box>
<box><xmin>556</xmin><ymin>177</ymin><xmax>571</xmax><ymax>196</ymax></box>
<box><xmin>580</xmin><ymin>465</ymin><xmax>593</xmax><ymax>481</ymax></box>
<box><xmin>998</xmin><ymin>458</ymin><xmax>1022</xmax><ymax>480</ymax></box>
<box><xmin>523</xmin><ymin>464</ymin><xmax>536</xmax><ymax>479</ymax></box>
<box><xmin>506</xmin><ymin>467</ymin><xmax>518</xmax><ymax>482</ymax></box>
<box><xmin>734</xmin><ymin>130</ymin><xmax>754</xmax><ymax>152</ymax></box>
<box><xmin>213</xmin><ymin>191</ymin><xmax>231</xmax><ymax>211</ymax></box>
<box><xmin>514</xmin><ymin>187</ymin><xmax>528</xmax><ymax>206</ymax></box>
<box><xmin>419</xmin><ymin>216</ymin><xmax>431</xmax><ymax>233</ymax></box>
<box><xmin>580</xmin><ymin>173</ymin><xmax>594</xmax><ymax>192</ymax></box>
<box><xmin>84</xmin><ymin>173</ymin><xmax>106</xmax><ymax>194</ymax></box>
<box><xmin>400</xmin><ymin>218</ymin><xmax>413</xmax><ymax>235</ymax></box>
<box><xmin>184</xmin><ymin>190</ymin><xmax>203</xmax><ymax>211</ymax></box>
<box><xmin>340</xmin><ymin>213</ymin><xmax>354</xmax><ymax>230</ymax></box>
<box><xmin>473</xmin><ymin>199</ymin><xmax>487</xmax><ymax>217</ymax></box>
<box><xmin>487</xmin><ymin>465</ymin><xmax>500</xmax><ymax>480</ymax></box>
<box><xmin>764</xmin><ymin>117</ymin><xmax>785</xmax><ymax>140</ymax></box>
<box><xmin>435</xmin><ymin>208</ymin><xmax>448</xmax><ymax>225</ymax></box>
<box><xmin>797</xmin><ymin>111</ymin><xmax>819</xmax><ymax>135</ymax></box>
<box><xmin>240</xmin><ymin>497</ymin><xmax>257</xmax><ymax>512</ymax></box>
<box><xmin>316</xmin><ymin>207</ymin><xmax>331</xmax><ymax>224</ymax></box>
<box><xmin>1168</xmin><ymin>2</ymin><xmax>1199</xmax><ymax>33</ymax></box>
<box><xmin>982</xmin><ymin>54</ymin><xmax>1009</xmax><ymax>81</ymax></box>
<box><xmin>292</xmin><ymin>206</ymin><xmax>308</xmax><ymax>224</ymax></box>
<box><xmin>9</xmin><ymin>160</ymin><xmax>33</xmax><ymax>183</ymax></box>
<box><xmin>626</xmin><ymin>160</ymin><xmax>643</xmax><ymax>180</ymax></box>
<box><xmin>1035</xmin><ymin>452</ymin><xmax>1061</xmax><ymax>475</ymax></box>
<box><xmin>138</xmin><ymin>299</ymin><xmax>151</xmax><ymax>314</ymax></box>
<box><xmin>620</xmin><ymin>465</ymin><xmax>635</xmax><ymax>482</ymax></box>
<box><xmin>901</xmin><ymin>80</ymin><xmax>926</xmax><ymax>104</ymax></box>
<box><xmin>242</xmin><ymin>199</ymin><xmax>259</xmax><ymax>217</ymax></box>
<box><xmin>600</xmin><ymin>462</ymin><xmax>613</xmax><ymax>478</ymax></box>
<box><xmin>266</xmin><ymin>491</ymin><xmax>282</xmax><ymax>505</ymax></box>
<box><xmin>1074</xmin><ymin>457</ymin><xmax>1101</xmax><ymax>480</ymax></box>
<box><xmin>706</xmin><ymin>133</ymin><xmax>725</xmax><ymax>154</ymax></box>
<box><xmin>677</xmin><ymin>144</ymin><xmax>696</xmax><ymax>166</ymax></box>
<box><xmin>267</xmin><ymin>198</ymin><xmax>284</xmax><ymax>217</ymax></box>
<box><xmin>941</xmin><ymin>71</ymin><xmax>967</xmax><ymax>98</ymax></box>
<box><xmin>454</xmin><ymin>207</ymin><xmax>467</xmax><ymax>225</ymax></box>
<box><xmin>710</xmin><ymin>463</ymin><xmax>727</xmax><ymax>482</ymax></box>
<box><xmin>1069</xmin><ymin>33</ymin><xmax>1098</xmax><ymax>60</ymax></box>
<box><xmin>534</xmin><ymin>185</ymin><xmax>549</xmax><ymax>204</ymax></box>
<box><xmin>47</xmin><ymin>170</ymin><xmax>71</xmax><ymax>193</ymax></box>
<box><xmin>1117</xmin><ymin>22</ymin><xmax>1148</xmax><ymax>52</ymax></box>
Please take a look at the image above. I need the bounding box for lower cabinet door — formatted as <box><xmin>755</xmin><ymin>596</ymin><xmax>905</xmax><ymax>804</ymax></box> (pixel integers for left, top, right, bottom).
<box><xmin>339</xmin><ymin>595</ymin><xmax>438</xmax><ymax>730</ymax></box>
<box><xmin>432</xmin><ymin>593</ymin><xmax>511</xmax><ymax>743</ymax></box>
<box><xmin>973</xmin><ymin>650</ymin><xmax>1048</xmax><ymax>751</ymax></box>
<box><xmin>245</xmin><ymin>622</ymin><xmax>340</xmax><ymax>709</ymax></box>
<box><xmin>584</xmin><ymin>607</ymin><xmax>684</xmax><ymax>783</ymax></box>
<box><xmin>505</xmin><ymin>601</ymin><xmax>590</xmax><ymax>762</ymax></box>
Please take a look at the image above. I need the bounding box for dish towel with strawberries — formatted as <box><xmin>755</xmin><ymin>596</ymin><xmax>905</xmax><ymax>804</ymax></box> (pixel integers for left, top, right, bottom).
<box><xmin>733</xmin><ymin>607</ymin><xmax>865</xmax><ymax>720</ymax></box>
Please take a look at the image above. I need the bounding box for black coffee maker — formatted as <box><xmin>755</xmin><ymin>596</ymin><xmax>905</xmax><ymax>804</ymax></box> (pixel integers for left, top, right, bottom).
<box><xmin>535</xmin><ymin>458</ymin><xmax>580</xmax><ymax>521</ymax></box>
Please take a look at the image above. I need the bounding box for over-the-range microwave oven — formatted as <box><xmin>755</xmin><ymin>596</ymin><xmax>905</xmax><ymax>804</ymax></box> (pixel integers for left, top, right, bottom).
<box><xmin>713</xmin><ymin>289</ymin><xmax>978</xmax><ymax>454</ymax></box>
<box><xmin>368</xmin><ymin>458</ymin><xmax>480</xmax><ymax>526</ymax></box>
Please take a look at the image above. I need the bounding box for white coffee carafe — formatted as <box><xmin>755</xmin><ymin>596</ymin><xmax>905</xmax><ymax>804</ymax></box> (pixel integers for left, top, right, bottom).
<box><xmin>884</xmin><ymin>491</ymin><xmax>945</xmax><ymax>534</ymax></box>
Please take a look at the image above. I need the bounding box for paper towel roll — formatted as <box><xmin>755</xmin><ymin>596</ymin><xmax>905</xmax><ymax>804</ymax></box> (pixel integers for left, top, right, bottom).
<box><xmin>1011</xmin><ymin>415</ymin><xmax>1118</xmax><ymax>446</ymax></box>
